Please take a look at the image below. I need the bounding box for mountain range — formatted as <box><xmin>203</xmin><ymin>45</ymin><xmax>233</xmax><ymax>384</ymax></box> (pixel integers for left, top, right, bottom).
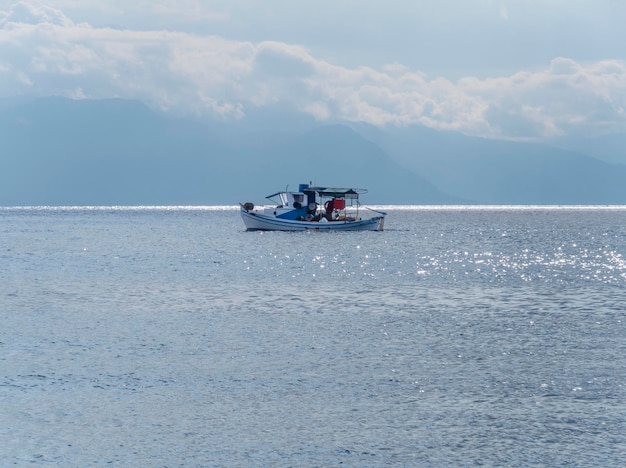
<box><xmin>1</xmin><ymin>96</ymin><xmax>626</xmax><ymax>205</ymax></box>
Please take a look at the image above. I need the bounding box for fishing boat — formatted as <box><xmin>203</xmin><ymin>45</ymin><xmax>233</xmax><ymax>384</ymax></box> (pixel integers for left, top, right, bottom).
<box><xmin>240</xmin><ymin>183</ymin><xmax>386</xmax><ymax>231</ymax></box>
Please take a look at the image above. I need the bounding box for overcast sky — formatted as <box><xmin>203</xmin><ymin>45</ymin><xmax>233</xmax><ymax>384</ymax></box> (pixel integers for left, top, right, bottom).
<box><xmin>1</xmin><ymin>0</ymin><xmax>625</xmax><ymax>140</ymax></box>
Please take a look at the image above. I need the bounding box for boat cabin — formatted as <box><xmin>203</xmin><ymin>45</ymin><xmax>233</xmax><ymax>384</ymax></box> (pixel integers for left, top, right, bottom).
<box><xmin>263</xmin><ymin>183</ymin><xmax>364</xmax><ymax>222</ymax></box>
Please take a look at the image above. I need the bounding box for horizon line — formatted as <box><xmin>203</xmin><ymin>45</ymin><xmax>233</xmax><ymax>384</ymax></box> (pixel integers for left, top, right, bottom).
<box><xmin>3</xmin><ymin>204</ymin><xmax>626</xmax><ymax>211</ymax></box>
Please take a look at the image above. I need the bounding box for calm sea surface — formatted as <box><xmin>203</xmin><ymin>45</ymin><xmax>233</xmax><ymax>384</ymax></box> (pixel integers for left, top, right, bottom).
<box><xmin>1</xmin><ymin>207</ymin><xmax>625</xmax><ymax>466</ymax></box>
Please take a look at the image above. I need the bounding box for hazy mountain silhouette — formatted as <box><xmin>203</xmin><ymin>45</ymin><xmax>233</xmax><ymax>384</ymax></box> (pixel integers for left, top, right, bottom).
<box><xmin>258</xmin><ymin>124</ymin><xmax>460</xmax><ymax>204</ymax></box>
<box><xmin>549</xmin><ymin>133</ymin><xmax>626</xmax><ymax>165</ymax></box>
<box><xmin>1</xmin><ymin>97</ymin><xmax>236</xmax><ymax>204</ymax></box>
<box><xmin>0</xmin><ymin>97</ymin><xmax>454</xmax><ymax>204</ymax></box>
<box><xmin>2</xmin><ymin>96</ymin><xmax>626</xmax><ymax>205</ymax></box>
<box><xmin>359</xmin><ymin>124</ymin><xmax>626</xmax><ymax>204</ymax></box>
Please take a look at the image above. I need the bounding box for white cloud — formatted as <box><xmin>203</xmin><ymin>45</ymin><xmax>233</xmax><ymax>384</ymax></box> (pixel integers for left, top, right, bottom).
<box><xmin>0</xmin><ymin>1</ymin><xmax>73</xmax><ymax>26</ymax></box>
<box><xmin>1</xmin><ymin>2</ymin><xmax>625</xmax><ymax>139</ymax></box>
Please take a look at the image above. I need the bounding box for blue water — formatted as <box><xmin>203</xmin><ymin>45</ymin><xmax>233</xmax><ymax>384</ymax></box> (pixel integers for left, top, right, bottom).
<box><xmin>1</xmin><ymin>207</ymin><xmax>625</xmax><ymax>466</ymax></box>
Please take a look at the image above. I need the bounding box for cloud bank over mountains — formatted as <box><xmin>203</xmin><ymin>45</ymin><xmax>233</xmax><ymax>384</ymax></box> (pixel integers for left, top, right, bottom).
<box><xmin>1</xmin><ymin>1</ymin><xmax>626</xmax><ymax>140</ymax></box>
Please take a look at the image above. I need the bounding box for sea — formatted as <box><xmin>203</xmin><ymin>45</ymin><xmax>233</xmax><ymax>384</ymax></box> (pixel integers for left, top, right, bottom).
<box><xmin>1</xmin><ymin>206</ymin><xmax>625</xmax><ymax>467</ymax></box>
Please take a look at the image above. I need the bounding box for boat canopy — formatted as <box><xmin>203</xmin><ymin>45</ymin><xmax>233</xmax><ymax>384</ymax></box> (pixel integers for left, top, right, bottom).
<box><xmin>265</xmin><ymin>186</ymin><xmax>367</xmax><ymax>201</ymax></box>
<box><xmin>305</xmin><ymin>187</ymin><xmax>366</xmax><ymax>199</ymax></box>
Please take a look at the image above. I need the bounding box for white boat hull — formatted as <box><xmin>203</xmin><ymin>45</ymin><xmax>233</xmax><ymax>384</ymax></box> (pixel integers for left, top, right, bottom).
<box><xmin>241</xmin><ymin>207</ymin><xmax>385</xmax><ymax>231</ymax></box>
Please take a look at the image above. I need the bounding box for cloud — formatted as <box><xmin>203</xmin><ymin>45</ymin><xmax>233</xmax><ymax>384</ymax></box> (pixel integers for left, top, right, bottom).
<box><xmin>0</xmin><ymin>1</ymin><xmax>73</xmax><ymax>26</ymax></box>
<box><xmin>1</xmin><ymin>2</ymin><xmax>625</xmax><ymax>139</ymax></box>
<box><xmin>463</xmin><ymin>58</ymin><xmax>626</xmax><ymax>138</ymax></box>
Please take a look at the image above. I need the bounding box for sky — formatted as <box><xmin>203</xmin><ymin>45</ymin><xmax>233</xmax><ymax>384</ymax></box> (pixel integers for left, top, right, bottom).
<box><xmin>1</xmin><ymin>0</ymin><xmax>625</xmax><ymax>140</ymax></box>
